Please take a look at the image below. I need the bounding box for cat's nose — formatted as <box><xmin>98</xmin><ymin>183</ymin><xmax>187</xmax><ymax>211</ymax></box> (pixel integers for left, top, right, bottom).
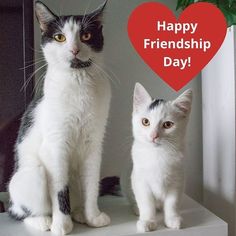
<box><xmin>71</xmin><ymin>48</ymin><xmax>80</xmax><ymax>56</ymax></box>
<box><xmin>151</xmin><ymin>133</ymin><xmax>159</xmax><ymax>143</ymax></box>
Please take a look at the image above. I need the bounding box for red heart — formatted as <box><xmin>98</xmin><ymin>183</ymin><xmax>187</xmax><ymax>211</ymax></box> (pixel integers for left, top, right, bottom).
<box><xmin>128</xmin><ymin>2</ymin><xmax>227</xmax><ymax>91</ymax></box>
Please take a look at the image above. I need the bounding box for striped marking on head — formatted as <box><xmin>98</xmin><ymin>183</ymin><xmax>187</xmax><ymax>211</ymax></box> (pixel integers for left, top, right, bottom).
<box><xmin>149</xmin><ymin>98</ymin><xmax>165</xmax><ymax>110</ymax></box>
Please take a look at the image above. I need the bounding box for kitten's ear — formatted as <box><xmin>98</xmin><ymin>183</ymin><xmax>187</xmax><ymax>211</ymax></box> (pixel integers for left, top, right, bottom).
<box><xmin>172</xmin><ymin>89</ymin><xmax>193</xmax><ymax>115</ymax></box>
<box><xmin>35</xmin><ymin>1</ymin><xmax>57</xmax><ymax>31</ymax></box>
<box><xmin>89</xmin><ymin>0</ymin><xmax>108</xmax><ymax>24</ymax></box>
<box><xmin>133</xmin><ymin>83</ymin><xmax>152</xmax><ymax>112</ymax></box>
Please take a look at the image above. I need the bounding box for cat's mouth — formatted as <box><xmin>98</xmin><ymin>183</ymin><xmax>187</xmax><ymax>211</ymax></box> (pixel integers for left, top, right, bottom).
<box><xmin>70</xmin><ymin>58</ymin><xmax>92</xmax><ymax>69</ymax></box>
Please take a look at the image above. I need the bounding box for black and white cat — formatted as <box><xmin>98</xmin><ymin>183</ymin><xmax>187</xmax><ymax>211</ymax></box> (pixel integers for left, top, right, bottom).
<box><xmin>8</xmin><ymin>1</ymin><xmax>111</xmax><ymax>235</ymax></box>
<box><xmin>122</xmin><ymin>83</ymin><xmax>192</xmax><ymax>232</ymax></box>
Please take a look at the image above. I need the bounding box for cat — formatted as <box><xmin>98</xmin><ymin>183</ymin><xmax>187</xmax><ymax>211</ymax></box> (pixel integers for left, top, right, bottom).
<box><xmin>8</xmin><ymin>1</ymin><xmax>111</xmax><ymax>235</ymax></box>
<box><xmin>122</xmin><ymin>83</ymin><xmax>192</xmax><ymax>232</ymax></box>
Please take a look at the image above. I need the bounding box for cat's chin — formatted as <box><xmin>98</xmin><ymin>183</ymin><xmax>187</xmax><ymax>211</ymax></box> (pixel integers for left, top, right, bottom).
<box><xmin>70</xmin><ymin>58</ymin><xmax>92</xmax><ymax>69</ymax></box>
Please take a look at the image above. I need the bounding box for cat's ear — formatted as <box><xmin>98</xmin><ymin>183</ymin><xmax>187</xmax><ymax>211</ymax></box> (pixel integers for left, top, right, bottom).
<box><xmin>133</xmin><ymin>83</ymin><xmax>152</xmax><ymax>112</ymax></box>
<box><xmin>88</xmin><ymin>0</ymin><xmax>108</xmax><ymax>25</ymax></box>
<box><xmin>172</xmin><ymin>89</ymin><xmax>193</xmax><ymax>115</ymax></box>
<box><xmin>35</xmin><ymin>1</ymin><xmax>57</xmax><ymax>32</ymax></box>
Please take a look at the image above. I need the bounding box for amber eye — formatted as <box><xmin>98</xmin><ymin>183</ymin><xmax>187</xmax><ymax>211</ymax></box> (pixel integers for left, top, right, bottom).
<box><xmin>81</xmin><ymin>32</ymin><xmax>92</xmax><ymax>41</ymax></box>
<box><xmin>142</xmin><ymin>118</ymin><xmax>150</xmax><ymax>126</ymax></box>
<box><xmin>54</xmin><ymin>34</ymin><xmax>66</xmax><ymax>42</ymax></box>
<box><xmin>163</xmin><ymin>121</ymin><xmax>174</xmax><ymax>129</ymax></box>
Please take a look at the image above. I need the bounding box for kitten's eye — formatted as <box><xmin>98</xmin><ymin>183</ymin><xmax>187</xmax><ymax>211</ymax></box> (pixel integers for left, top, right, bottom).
<box><xmin>163</xmin><ymin>121</ymin><xmax>174</xmax><ymax>129</ymax></box>
<box><xmin>81</xmin><ymin>32</ymin><xmax>92</xmax><ymax>41</ymax></box>
<box><xmin>142</xmin><ymin>118</ymin><xmax>150</xmax><ymax>127</ymax></box>
<box><xmin>54</xmin><ymin>34</ymin><xmax>66</xmax><ymax>42</ymax></box>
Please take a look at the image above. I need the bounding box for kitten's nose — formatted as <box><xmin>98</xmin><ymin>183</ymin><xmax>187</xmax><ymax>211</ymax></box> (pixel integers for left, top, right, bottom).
<box><xmin>151</xmin><ymin>133</ymin><xmax>159</xmax><ymax>143</ymax></box>
<box><xmin>71</xmin><ymin>48</ymin><xmax>80</xmax><ymax>56</ymax></box>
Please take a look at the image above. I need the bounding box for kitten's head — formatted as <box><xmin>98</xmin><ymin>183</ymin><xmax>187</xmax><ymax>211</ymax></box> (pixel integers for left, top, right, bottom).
<box><xmin>132</xmin><ymin>83</ymin><xmax>192</xmax><ymax>147</ymax></box>
<box><xmin>35</xmin><ymin>1</ymin><xmax>107</xmax><ymax>69</ymax></box>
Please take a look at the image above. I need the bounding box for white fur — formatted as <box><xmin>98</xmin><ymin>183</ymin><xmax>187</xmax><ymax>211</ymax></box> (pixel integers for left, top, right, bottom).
<box><xmin>8</xmin><ymin>12</ymin><xmax>111</xmax><ymax>235</ymax></box>
<box><xmin>129</xmin><ymin>83</ymin><xmax>192</xmax><ymax>232</ymax></box>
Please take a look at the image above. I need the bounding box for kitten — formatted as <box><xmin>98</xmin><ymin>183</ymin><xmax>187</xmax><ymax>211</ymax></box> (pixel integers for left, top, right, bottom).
<box><xmin>8</xmin><ymin>1</ymin><xmax>111</xmax><ymax>235</ymax></box>
<box><xmin>129</xmin><ymin>83</ymin><xmax>192</xmax><ymax>232</ymax></box>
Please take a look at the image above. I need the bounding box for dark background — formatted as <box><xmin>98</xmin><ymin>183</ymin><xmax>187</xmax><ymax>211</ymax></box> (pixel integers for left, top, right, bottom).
<box><xmin>0</xmin><ymin>0</ymin><xmax>34</xmax><ymax>195</ymax></box>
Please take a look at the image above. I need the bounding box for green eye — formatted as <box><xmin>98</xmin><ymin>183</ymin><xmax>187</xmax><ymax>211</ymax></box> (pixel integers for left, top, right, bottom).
<box><xmin>54</xmin><ymin>34</ymin><xmax>66</xmax><ymax>42</ymax></box>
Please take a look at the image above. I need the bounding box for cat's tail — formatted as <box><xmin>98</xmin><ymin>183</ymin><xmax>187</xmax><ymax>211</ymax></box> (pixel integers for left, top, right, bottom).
<box><xmin>8</xmin><ymin>165</ymin><xmax>50</xmax><ymax>221</ymax></box>
<box><xmin>8</xmin><ymin>202</ymin><xmax>31</xmax><ymax>221</ymax></box>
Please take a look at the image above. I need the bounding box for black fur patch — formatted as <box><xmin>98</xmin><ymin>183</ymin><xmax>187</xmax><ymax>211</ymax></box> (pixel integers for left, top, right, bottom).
<box><xmin>58</xmin><ymin>186</ymin><xmax>70</xmax><ymax>215</ymax></box>
<box><xmin>71</xmin><ymin>58</ymin><xmax>92</xmax><ymax>69</ymax></box>
<box><xmin>8</xmin><ymin>202</ymin><xmax>31</xmax><ymax>221</ymax></box>
<box><xmin>149</xmin><ymin>99</ymin><xmax>165</xmax><ymax>110</ymax></box>
<box><xmin>40</xmin><ymin>14</ymin><xmax>104</xmax><ymax>52</ymax></box>
<box><xmin>80</xmin><ymin>21</ymin><xmax>104</xmax><ymax>52</ymax></box>
<box><xmin>17</xmin><ymin>97</ymin><xmax>41</xmax><ymax>144</ymax></box>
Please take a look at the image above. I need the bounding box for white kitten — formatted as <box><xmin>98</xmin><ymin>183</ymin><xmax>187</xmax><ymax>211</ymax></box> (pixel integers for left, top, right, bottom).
<box><xmin>130</xmin><ymin>83</ymin><xmax>192</xmax><ymax>232</ymax></box>
<box><xmin>8</xmin><ymin>1</ymin><xmax>111</xmax><ymax>235</ymax></box>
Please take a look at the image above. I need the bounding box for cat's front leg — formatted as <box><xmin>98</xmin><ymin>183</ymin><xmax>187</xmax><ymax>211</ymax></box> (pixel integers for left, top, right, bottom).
<box><xmin>164</xmin><ymin>192</ymin><xmax>182</xmax><ymax>229</ymax></box>
<box><xmin>40</xmin><ymin>140</ymin><xmax>73</xmax><ymax>235</ymax></box>
<box><xmin>77</xmin><ymin>139</ymin><xmax>110</xmax><ymax>228</ymax></box>
<box><xmin>132</xmin><ymin>176</ymin><xmax>157</xmax><ymax>232</ymax></box>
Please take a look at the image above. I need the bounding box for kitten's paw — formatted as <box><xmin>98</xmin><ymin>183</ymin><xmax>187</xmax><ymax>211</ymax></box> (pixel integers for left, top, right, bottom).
<box><xmin>24</xmin><ymin>216</ymin><xmax>52</xmax><ymax>231</ymax></box>
<box><xmin>165</xmin><ymin>215</ymin><xmax>182</xmax><ymax>229</ymax></box>
<box><xmin>86</xmin><ymin>212</ymin><xmax>111</xmax><ymax>227</ymax></box>
<box><xmin>137</xmin><ymin>220</ymin><xmax>158</xmax><ymax>232</ymax></box>
<box><xmin>50</xmin><ymin>216</ymin><xmax>73</xmax><ymax>235</ymax></box>
<box><xmin>72</xmin><ymin>210</ymin><xmax>86</xmax><ymax>224</ymax></box>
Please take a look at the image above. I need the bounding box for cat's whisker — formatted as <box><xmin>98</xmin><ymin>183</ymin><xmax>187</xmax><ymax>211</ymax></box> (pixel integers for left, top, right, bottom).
<box><xmin>20</xmin><ymin>59</ymin><xmax>46</xmax><ymax>70</ymax></box>
<box><xmin>83</xmin><ymin>9</ymin><xmax>102</xmax><ymax>30</ymax></box>
<box><xmin>101</xmin><ymin>64</ymin><xmax>121</xmax><ymax>85</ymax></box>
<box><xmin>24</xmin><ymin>57</ymin><xmax>45</xmax><ymax>64</ymax></box>
<box><xmin>90</xmin><ymin>61</ymin><xmax>120</xmax><ymax>87</ymax></box>
<box><xmin>32</xmin><ymin>71</ymin><xmax>46</xmax><ymax>97</ymax></box>
<box><xmin>91</xmin><ymin>64</ymin><xmax>115</xmax><ymax>86</ymax></box>
<box><xmin>21</xmin><ymin>63</ymin><xmax>48</xmax><ymax>92</ymax></box>
<box><xmin>81</xmin><ymin>0</ymin><xmax>93</xmax><ymax>25</ymax></box>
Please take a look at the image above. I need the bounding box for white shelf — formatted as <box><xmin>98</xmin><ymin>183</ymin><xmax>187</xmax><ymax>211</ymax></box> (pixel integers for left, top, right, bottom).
<box><xmin>0</xmin><ymin>195</ymin><xmax>227</xmax><ymax>236</ymax></box>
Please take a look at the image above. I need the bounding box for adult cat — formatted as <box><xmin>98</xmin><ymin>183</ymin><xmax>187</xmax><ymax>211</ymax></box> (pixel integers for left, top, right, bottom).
<box><xmin>8</xmin><ymin>1</ymin><xmax>111</xmax><ymax>235</ymax></box>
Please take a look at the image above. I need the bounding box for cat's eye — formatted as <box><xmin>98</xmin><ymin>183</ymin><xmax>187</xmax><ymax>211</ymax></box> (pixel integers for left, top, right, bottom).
<box><xmin>54</xmin><ymin>34</ymin><xmax>66</xmax><ymax>42</ymax></box>
<box><xmin>163</xmin><ymin>121</ymin><xmax>174</xmax><ymax>129</ymax></box>
<box><xmin>142</xmin><ymin>118</ymin><xmax>150</xmax><ymax>126</ymax></box>
<box><xmin>81</xmin><ymin>32</ymin><xmax>92</xmax><ymax>41</ymax></box>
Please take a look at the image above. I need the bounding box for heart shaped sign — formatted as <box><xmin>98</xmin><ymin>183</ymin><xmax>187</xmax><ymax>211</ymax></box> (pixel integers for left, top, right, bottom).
<box><xmin>128</xmin><ymin>2</ymin><xmax>227</xmax><ymax>91</ymax></box>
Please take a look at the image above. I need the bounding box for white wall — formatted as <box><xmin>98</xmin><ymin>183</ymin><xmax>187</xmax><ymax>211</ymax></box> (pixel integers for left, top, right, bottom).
<box><xmin>202</xmin><ymin>27</ymin><xmax>236</xmax><ymax>236</ymax></box>
<box><xmin>34</xmin><ymin>0</ymin><xmax>203</xmax><ymax>202</ymax></box>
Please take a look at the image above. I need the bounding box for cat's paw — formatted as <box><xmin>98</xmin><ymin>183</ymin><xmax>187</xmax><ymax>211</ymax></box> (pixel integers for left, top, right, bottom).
<box><xmin>86</xmin><ymin>212</ymin><xmax>111</xmax><ymax>227</ymax></box>
<box><xmin>24</xmin><ymin>216</ymin><xmax>52</xmax><ymax>231</ymax></box>
<box><xmin>165</xmin><ymin>215</ymin><xmax>182</xmax><ymax>229</ymax></box>
<box><xmin>50</xmin><ymin>215</ymin><xmax>73</xmax><ymax>235</ymax></box>
<box><xmin>40</xmin><ymin>216</ymin><xmax>52</xmax><ymax>231</ymax></box>
<box><xmin>136</xmin><ymin>220</ymin><xmax>158</xmax><ymax>232</ymax></box>
<box><xmin>72</xmin><ymin>210</ymin><xmax>86</xmax><ymax>224</ymax></box>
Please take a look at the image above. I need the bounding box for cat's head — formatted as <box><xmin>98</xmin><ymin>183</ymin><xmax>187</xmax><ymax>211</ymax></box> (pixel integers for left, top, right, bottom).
<box><xmin>35</xmin><ymin>1</ymin><xmax>107</xmax><ymax>70</ymax></box>
<box><xmin>132</xmin><ymin>83</ymin><xmax>192</xmax><ymax>147</ymax></box>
